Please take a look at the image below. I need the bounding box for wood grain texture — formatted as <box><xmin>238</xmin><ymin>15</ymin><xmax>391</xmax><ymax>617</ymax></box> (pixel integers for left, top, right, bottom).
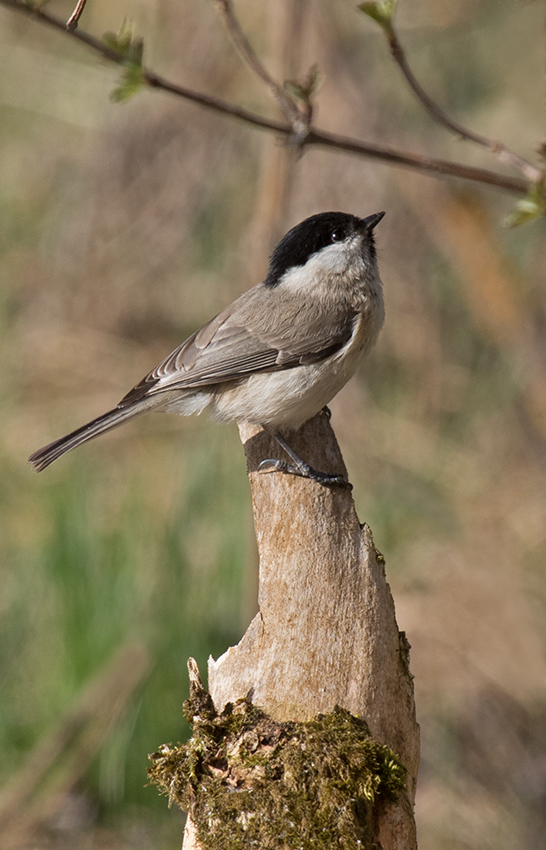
<box><xmin>184</xmin><ymin>413</ymin><xmax>419</xmax><ymax>849</ymax></box>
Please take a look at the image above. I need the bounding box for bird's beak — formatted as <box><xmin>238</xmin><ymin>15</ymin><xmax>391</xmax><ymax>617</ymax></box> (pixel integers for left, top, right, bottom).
<box><xmin>360</xmin><ymin>211</ymin><xmax>386</xmax><ymax>232</ymax></box>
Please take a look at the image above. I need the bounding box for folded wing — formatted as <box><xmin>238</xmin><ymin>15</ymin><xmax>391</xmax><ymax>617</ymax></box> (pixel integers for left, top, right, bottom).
<box><xmin>119</xmin><ymin>286</ymin><xmax>357</xmax><ymax>407</ymax></box>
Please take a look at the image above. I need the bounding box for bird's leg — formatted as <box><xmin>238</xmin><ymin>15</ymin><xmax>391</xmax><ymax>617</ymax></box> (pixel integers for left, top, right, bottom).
<box><xmin>258</xmin><ymin>428</ymin><xmax>351</xmax><ymax>489</ymax></box>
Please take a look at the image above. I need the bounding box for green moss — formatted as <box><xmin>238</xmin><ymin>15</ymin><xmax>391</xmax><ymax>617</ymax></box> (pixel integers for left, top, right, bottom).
<box><xmin>148</xmin><ymin>683</ymin><xmax>406</xmax><ymax>849</ymax></box>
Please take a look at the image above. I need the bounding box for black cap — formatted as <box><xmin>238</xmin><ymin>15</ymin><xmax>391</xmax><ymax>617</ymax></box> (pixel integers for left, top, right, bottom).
<box><xmin>265</xmin><ymin>211</ymin><xmax>379</xmax><ymax>288</ymax></box>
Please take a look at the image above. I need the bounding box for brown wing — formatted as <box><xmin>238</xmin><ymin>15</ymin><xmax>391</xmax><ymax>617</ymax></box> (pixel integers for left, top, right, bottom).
<box><xmin>119</xmin><ymin>285</ymin><xmax>357</xmax><ymax>407</ymax></box>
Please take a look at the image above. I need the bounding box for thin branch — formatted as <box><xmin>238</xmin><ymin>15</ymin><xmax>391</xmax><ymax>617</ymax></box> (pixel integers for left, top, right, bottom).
<box><xmin>4</xmin><ymin>0</ymin><xmax>134</xmax><ymax>64</ymax></box>
<box><xmin>385</xmin><ymin>24</ymin><xmax>543</xmax><ymax>185</ymax></box>
<box><xmin>0</xmin><ymin>0</ymin><xmax>529</xmax><ymax>196</ymax></box>
<box><xmin>148</xmin><ymin>65</ymin><xmax>528</xmax><ymax>192</ymax></box>
<box><xmin>66</xmin><ymin>0</ymin><xmax>87</xmax><ymax>32</ymax></box>
<box><xmin>143</xmin><ymin>70</ymin><xmax>287</xmax><ymax>131</ymax></box>
<box><xmin>305</xmin><ymin>128</ymin><xmax>528</xmax><ymax>194</ymax></box>
<box><xmin>214</xmin><ymin>0</ymin><xmax>306</xmax><ymax>135</ymax></box>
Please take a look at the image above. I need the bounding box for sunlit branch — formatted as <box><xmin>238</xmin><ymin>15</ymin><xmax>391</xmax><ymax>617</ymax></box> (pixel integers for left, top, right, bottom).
<box><xmin>0</xmin><ymin>0</ymin><xmax>530</xmax><ymax>196</ymax></box>
<box><xmin>214</xmin><ymin>0</ymin><xmax>305</xmax><ymax>134</ymax></box>
<box><xmin>384</xmin><ymin>22</ymin><xmax>543</xmax><ymax>184</ymax></box>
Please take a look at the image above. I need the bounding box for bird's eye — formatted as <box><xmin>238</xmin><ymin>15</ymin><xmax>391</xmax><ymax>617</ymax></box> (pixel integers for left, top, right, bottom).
<box><xmin>331</xmin><ymin>229</ymin><xmax>346</xmax><ymax>242</ymax></box>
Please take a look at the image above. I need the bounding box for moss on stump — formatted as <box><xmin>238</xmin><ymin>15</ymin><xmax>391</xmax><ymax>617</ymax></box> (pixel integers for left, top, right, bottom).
<box><xmin>148</xmin><ymin>678</ymin><xmax>405</xmax><ymax>850</ymax></box>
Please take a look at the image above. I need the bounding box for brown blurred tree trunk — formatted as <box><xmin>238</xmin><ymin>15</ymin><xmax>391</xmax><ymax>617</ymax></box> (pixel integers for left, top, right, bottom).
<box><xmin>183</xmin><ymin>414</ymin><xmax>419</xmax><ymax>850</ymax></box>
<box><xmin>248</xmin><ymin>0</ymin><xmax>311</xmax><ymax>276</ymax></box>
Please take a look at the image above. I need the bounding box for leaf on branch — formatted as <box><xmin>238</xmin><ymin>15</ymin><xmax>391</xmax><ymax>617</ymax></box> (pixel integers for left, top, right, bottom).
<box><xmin>103</xmin><ymin>20</ymin><xmax>145</xmax><ymax>103</ymax></box>
<box><xmin>103</xmin><ymin>19</ymin><xmax>144</xmax><ymax>65</ymax></box>
<box><xmin>503</xmin><ymin>182</ymin><xmax>545</xmax><ymax>228</ymax></box>
<box><xmin>110</xmin><ymin>62</ymin><xmax>146</xmax><ymax>103</ymax></box>
<box><xmin>357</xmin><ymin>0</ymin><xmax>398</xmax><ymax>31</ymax></box>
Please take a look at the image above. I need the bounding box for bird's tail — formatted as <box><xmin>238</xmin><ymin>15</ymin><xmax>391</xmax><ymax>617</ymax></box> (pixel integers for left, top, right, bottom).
<box><xmin>28</xmin><ymin>400</ymin><xmax>153</xmax><ymax>472</ymax></box>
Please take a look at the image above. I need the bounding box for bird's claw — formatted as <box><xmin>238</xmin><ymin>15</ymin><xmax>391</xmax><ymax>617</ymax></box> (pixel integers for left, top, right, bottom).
<box><xmin>258</xmin><ymin>458</ymin><xmax>292</xmax><ymax>475</ymax></box>
<box><xmin>258</xmin><ymin>458</ymin><xmax>352</xmax><ymax>489</ymax></box>
<box><xmin>321</xmin><ymin>405</ymin><xmax>332</xmax><ymax>421</ymax></box>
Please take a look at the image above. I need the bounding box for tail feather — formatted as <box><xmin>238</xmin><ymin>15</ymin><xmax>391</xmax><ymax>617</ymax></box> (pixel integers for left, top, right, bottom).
<box><xmin>28</xmin><ymin>401</ymin><xmax>151</xmax><ymax>472</ymax></box>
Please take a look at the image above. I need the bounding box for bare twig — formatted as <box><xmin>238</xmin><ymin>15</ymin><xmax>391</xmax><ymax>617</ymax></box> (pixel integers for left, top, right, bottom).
<box><xmin>305</xmin><ymin>128</ymin><xmax>527</xmax><ymax>193</ymax></box>
<box><xmin>385</xmin><ymin>23</ymin><xmax>543</xmax><ymax>184</ymax></box>
<box><xmin>0</xmin><ymin>0</ymin><xmax>530</xmax><ymax>195</ymax></box>
<box><xmin>66</xmin><ymin>0</ymin><xmax>87</xmax><ymax>32</ymax></box>
<box><xmin>214</xmin><ymin>0</ymin><xmax>305</xmax><ymax>134</ymax></box>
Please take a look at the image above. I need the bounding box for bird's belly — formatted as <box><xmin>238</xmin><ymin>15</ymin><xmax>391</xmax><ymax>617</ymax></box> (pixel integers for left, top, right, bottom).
<box><xmin>210</xmin><ymin>338</ymin><xmax>366</xmax><ymax>429</ymax></box>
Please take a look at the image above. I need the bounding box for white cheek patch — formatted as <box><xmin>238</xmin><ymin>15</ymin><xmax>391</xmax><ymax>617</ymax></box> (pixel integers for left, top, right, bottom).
<box><xmin>279</xmin><ymin>236</ymin><xmax>365</xmax><ymax>294</ymax></box>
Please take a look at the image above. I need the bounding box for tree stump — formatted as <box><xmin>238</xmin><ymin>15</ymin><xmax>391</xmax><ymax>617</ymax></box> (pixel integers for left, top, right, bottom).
<box><xmin>181</xmin><ymin>413</ymin><xmax>419</xmax><ymax>849</ymax></box>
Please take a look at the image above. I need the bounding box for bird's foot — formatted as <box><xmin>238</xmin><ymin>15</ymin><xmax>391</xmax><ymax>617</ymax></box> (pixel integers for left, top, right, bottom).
<box><xmin>258</xmin><ymin>457</ymin><xmax>352</xmax><ymax>489</ymax></box>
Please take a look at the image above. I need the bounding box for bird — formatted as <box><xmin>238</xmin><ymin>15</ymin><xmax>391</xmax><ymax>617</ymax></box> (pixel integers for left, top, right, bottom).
<box><xmin>29</xmin><ymin>210</ymin><xmax>385</xmax><ymax>486</ymax></box>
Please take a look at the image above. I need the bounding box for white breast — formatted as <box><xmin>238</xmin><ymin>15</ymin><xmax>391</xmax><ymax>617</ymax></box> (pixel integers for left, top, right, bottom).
<box><xmin>208</xmin><ymin>310</ymin><xmax>379</xmax><ymax>429</ymax></box>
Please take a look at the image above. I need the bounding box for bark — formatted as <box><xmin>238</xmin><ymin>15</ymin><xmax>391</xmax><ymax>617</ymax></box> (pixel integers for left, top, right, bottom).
<box><xmin>183</xmin><ymin>413</ymin><xmax>419</xmax><ymax>849</ymax></box>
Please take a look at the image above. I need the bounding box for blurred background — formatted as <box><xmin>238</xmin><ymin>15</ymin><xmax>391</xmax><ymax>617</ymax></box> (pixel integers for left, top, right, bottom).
<box><xmin>1</xmin><ymin>0</ymin><xmax>545</xmax><ymax>847</ymax></box>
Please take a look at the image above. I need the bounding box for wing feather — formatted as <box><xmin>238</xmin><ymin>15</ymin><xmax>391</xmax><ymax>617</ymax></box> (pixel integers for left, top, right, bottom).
<box><xmin>119</xmin><ymin>285</ymin><xmax>357</xmax><ymax>407</ymax></box>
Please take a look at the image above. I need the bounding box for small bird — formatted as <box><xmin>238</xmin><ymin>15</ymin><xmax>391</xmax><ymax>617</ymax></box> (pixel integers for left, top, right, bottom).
<box><xmin>29</xmin><ymin>211</ymin><xmax>385</xmax><ymax>485</ymax></box>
